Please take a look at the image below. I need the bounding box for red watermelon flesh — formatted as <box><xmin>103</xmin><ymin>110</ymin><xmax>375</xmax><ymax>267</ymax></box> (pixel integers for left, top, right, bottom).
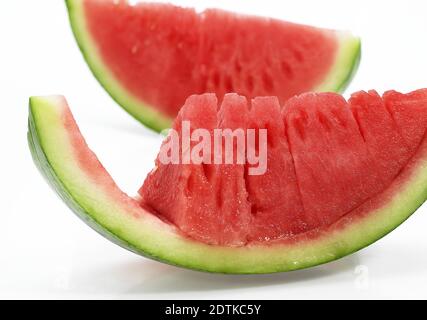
<box><xmin>349</xmin><ymin>91</ymin><xmax>410</xmax><ymax>184</ymax></box>
<box><xmin>284</xmin><ymin>93</ymin><xmax>376</xmax><ymax>228</ymax></box>
<box><xmin>140</xmin><ymin>95</ymin><xmax>218</xmax><ymax>245</ymax></box>
<box><xmin>140</xmin><ymin>94</ymin><xmax>253</xmax><ymax>245</ymax></box>
<box><xmin>213</xmin><ymin>95</ymin><xmax>253</xmax><ymax>245</ymax></box>
<box><xmin>139</xmin><ymin>90</ymin><xmax>427</xmax><ymax>246</ymax></box>
<box><xmin>245</xmin><ymin>98</ymin><xmax>307</xmax><ymax>241</ymax></box>
<box><xmin>84</xmin><ymin>0</ymin><xmax>338</xmax><ymax>118</ymax></box>
<box><xmin>384</xmin><ymin>89</ymin><xmax>427</xmax><ymax>153</ymax></box>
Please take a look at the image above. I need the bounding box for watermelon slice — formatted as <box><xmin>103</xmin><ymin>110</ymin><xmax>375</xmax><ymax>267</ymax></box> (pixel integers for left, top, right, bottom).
<box><xmin>28</xmin><ymin>90</ymin><xmax>427</xmax><ymax>273</ymax></box>
<box><xmin>65</xmin><ymin>0</ymin><xmax>361</xmax><ymax>131</ymax></box>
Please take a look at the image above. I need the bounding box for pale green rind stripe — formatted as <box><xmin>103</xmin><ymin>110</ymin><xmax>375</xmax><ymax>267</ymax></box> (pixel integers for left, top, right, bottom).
<box><xmin>315</xmin><ymin>32</ymin><xmax>361</xmax><ymax>93</ymax></box>
<box><xmin>28</xmin><ymin>96</ymin><xmax>427</xmax><ymax>274</ymax></box>
<box><xmin>65</xmin><ymin>0</ymin><xmax>361</xmax><ymax>132</ymax></box>
<box><xmin>65</xmin><ymin>0</ymin><xmax>172</xmax><ymax>132</ymax></box>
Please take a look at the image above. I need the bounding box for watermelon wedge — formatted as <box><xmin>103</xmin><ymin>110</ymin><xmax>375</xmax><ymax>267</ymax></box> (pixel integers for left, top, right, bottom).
<box><xmin>65</xmin><ymin>0</ymin><xmax>361</xmax><ymax>131</ymax></box>
<box><xmin>28</xmin><ymin>90</ymin><xmax>427</xmax><ymax>273</ymax></box>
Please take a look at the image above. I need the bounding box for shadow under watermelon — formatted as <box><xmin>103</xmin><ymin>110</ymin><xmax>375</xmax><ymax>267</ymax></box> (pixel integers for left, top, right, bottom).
<box><xmin>121</xmin><ymin>254</ymin><xmax>361</xmax><ymax>294</ymax></box>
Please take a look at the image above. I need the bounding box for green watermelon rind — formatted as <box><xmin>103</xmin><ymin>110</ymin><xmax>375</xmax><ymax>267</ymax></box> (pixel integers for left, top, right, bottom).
<box><xmin>28</xmin><ymin>108</ymin><xmax>143</xmax><ymax>259</ymax></box>
<box><xmin>65</xmin><ymin>0</ymin><xmax>172</xmax><ymax>132</ymax></box>
<box><xmin>28</xmin><ymin>96</ymin><xmax>427</xmax><ymax>274</ymax></box>
<box><xmin>65</xmin><ymin>0</ymin><xmax>362</xmax><ymax>132</ymax></box>
<box><xmin>315</xmin><ymin>33</ymin><xmax>361</xmax><ymax>93</ymax></box>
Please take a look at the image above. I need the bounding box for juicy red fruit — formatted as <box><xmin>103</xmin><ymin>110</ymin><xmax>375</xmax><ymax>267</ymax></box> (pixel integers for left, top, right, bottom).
<box><xmin>85</xmin><ymin>0</ymin><xmax>337</xmax><ymax>118</ymax></box>
<box><xmin>139</xmin><ymin>90</ymin><xmax>427</xmax><ymax>246</ymax></box>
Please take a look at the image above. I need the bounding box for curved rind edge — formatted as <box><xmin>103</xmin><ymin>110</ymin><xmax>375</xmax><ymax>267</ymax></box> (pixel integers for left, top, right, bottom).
<box><xmin>315</xmin><ymin>32</ymin><xmax>362</xmax><ymax>94</ymax></box>
<box><xmin>65</xmin><ymin>0</ymin><xmax>172</xmax><ymax>132</ymax></box>
<box><xmin>27</xmin><ymin>99</ymin><xmax>147</xmax><ymax>258</ymax></box>
<box><xmin>28</xmin><ymin>96</ymin><xmax>426</xmax><ymax>274</ymax></box>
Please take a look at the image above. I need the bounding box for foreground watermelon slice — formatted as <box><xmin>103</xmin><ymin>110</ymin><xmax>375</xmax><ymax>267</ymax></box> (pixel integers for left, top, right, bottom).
<box><xmin>65</xmin><ymin>0</ymin><xmax>361</xmax><ymax>131</ymax></box>
<box><xmin>28</xmin><ymin>91</ymin><xmax>427</xmax><ymax>273</ymax></box>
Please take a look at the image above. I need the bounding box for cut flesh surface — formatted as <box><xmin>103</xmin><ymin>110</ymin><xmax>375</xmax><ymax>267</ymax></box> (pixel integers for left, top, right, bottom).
<box><xmin>66</xmin><ymin>0</ymin><xmax>361</xmax><ymax>131</ymax></box>
<box><xmin>140</xmin><ymin>90</ymin><xmax>427</xmax><ymax>246</ymax></box>
<box><xmin>29</xmin><ymin>91</ymin><xmax>427</xmax><ymax>273</ymax></box>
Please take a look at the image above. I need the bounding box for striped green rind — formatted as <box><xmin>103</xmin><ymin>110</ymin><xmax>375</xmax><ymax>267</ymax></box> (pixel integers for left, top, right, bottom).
<box><xmin>65</xmin><ymin>0</ymin><xmax>361</xmax><ymax>132</ymax></box>
<box><xmin>28</xmin><ymin>96</ymin><xmax>427</xmax><ymax>274</ymax></box>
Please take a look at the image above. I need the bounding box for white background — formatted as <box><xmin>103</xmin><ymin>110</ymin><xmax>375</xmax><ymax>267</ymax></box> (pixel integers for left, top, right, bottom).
<box><xmin>1</xmin><ymin>0</ymin><xmax>427</xmax><ymax>300</ymax></box>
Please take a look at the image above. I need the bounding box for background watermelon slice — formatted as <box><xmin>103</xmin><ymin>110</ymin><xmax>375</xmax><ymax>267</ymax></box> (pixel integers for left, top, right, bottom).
<box><xmin>28</xmin><ymin>89</ymin><xmax>427</xmax><ymax>273</ymax></box>
<box><xmin>66</xmin><ymin>0</ymin><xmax>361</xmax><ymax>131</ymax></box>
